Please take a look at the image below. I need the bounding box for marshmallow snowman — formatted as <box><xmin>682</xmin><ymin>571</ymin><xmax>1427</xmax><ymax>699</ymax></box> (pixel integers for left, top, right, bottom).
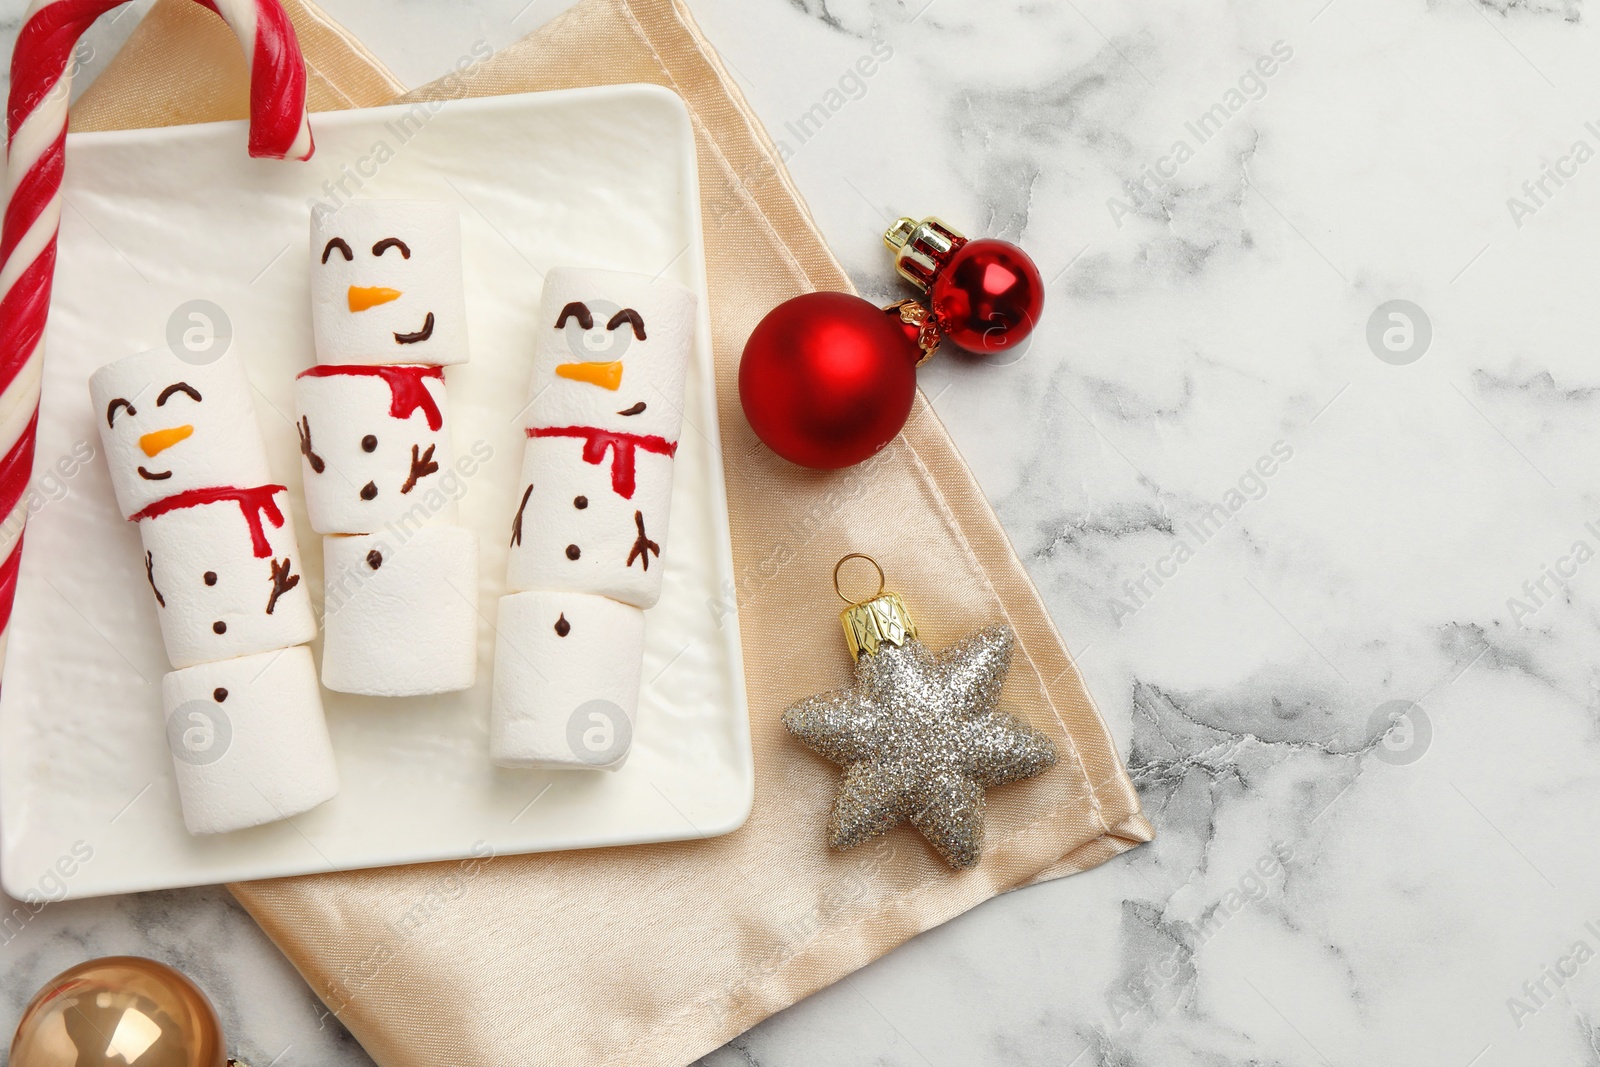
<box><xmin>505</xmin><ymin>268</ymin><xmax>697</xmax><ymax>609</ymax></box>
<box><xmin>89</xmin><ymin>347</ymin><xmax>336</xmax><ymax>833</ymax></box>
<box><xmin>490</xmin><ymin>268</ymin><xmax>697</xmax><ymax>770</ymax></box>
<box><xmin>89</xmin><ymin>349</ymin><xmax>317</xmax><ymax>665</ymax></box>
<box><xmin>298</xmin><ymin>200</ymin><xmax>478</xmax><ymax>697</ymax></box>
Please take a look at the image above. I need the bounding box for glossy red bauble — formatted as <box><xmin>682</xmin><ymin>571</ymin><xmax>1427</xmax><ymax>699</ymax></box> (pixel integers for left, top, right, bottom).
<box><xmin>738</xmin><ymin>292</ymin><xmax>920</xmax><ymax>470</ymax></box>
<box><xmin>929</xmin><ymin>238</ymin><xmax>1044</xmax><ymax>354</ymax></box>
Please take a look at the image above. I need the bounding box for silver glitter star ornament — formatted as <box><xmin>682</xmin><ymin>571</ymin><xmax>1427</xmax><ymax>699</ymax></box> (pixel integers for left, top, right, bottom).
<box><xmin>782</xmin><ymin>555</ymin><xmax>1057</xmax><ymax>870</ymax></box>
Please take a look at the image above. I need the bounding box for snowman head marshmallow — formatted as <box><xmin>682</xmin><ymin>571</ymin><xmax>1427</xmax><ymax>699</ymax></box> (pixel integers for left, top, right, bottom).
<box><xmin>523</xmin><ymin>268</ymin><xmax>697</xmax><ymax>440</ymax></box>
<box><xmin>89</xmin><ymin>348</ymin><xmax>275</xmax><ymax>520</ymax></box>
<box><xmin>310</xmin><ymin>200</ymin><xmax>469</xmax><ymax>367</ymax></box>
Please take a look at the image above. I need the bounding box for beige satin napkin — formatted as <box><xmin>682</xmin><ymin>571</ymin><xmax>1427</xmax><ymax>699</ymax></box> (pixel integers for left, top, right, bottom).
<box><xmin>70</xmin><ymin>2</ymin><xmax>1152</xmax><ymax>1063</ymax></box>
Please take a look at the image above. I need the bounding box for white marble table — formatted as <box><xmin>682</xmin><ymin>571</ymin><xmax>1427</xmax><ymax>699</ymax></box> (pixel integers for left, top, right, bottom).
<box><xmin>6</xmin><ymin>0</ymin><xmax>1600</xmax><ymax>1063</ymax></box>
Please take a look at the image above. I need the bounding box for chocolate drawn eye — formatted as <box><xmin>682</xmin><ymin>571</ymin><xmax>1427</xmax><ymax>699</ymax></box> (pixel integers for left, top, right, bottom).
<box><xmin>321</xmin><ymin>237</ymin><xmax>354</xmax><ymax>263</ymax></box>
<box><xmin>606</xmin><ymin>308</ymin><xmax>646</xmax><ymax>340</ymax></box>
<box><xmin>372</xmin><ymin>237</ymin><xmax>410</xmax><ymax>259</ymax></box>
<box><xmin>555</xmin><ymin>301</ymin><xmax>593</xmax><ymax>330</ymax></box>
<box><xmin>106</xmin><ymin>398</ymin><xmax>136</xmax><ymax>426</ymax></box>
<box><xmin>157</xmin><ymin>382</ymin><xmax>202</xmax><ymax>406</ymax></box>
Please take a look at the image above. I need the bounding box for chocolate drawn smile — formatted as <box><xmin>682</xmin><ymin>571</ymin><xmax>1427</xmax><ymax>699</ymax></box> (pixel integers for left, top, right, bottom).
<box><xmin>617</xmin><ymin>402</ymin><xmax>647</xmax><ymax>417</ymax></box>
<box><xmin>137</xmin><ymin>466</ymin><xmax>172</xmax><ymax>481</ymax></box>
<box><xmin>394</xmin><ymin>312</ymin><xmax>435</xmax><ymax>345</ymax></box>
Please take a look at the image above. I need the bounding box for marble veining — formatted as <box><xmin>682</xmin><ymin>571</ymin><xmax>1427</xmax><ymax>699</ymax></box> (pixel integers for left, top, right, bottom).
<box><xmin>5</xmin><ymin>0</ymin><xmax>1600</xmax><ymax>1064</ymax></box>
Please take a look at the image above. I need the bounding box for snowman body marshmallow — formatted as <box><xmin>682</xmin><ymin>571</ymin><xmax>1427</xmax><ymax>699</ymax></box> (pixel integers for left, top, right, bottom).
<box><xmin>90</xmin><ymin>348</ymin><xmax>338</xmax><ymax>835</ymax></box>
<box><xmin>492</xmin><ymin>268</ymin><xmax>697</xmax><ymax>769</ymax></box>
<box><xmin>297</xmin><ymin>201</ymin><xmax>478</xmax><ymax>697</ymax></box>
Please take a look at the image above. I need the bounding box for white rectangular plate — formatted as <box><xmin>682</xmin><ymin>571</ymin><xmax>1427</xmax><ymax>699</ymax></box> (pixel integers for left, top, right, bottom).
<box><xmin>0</xmin><ymin>86</ymin><xmax>752</xmax><ymax>900</ymax></box>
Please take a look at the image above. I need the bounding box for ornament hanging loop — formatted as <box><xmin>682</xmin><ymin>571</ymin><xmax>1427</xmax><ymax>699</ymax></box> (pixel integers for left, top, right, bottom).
<box><xmin>833</xmin><ymin>554</ymin><xmax>916</xmax><ymax>660</ymax></box>
<box><xmin>833</xmin><ymin>552</ymin><xmax>886</xmax><ymax>605</ymax></box>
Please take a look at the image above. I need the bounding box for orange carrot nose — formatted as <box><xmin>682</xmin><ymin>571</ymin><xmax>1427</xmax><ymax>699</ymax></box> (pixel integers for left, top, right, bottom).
<box><xmin>140</xmin><ymin>425</ymin><xmax>193</xmax><ymax>457</ymax></box>
<box><xmin>555</xmin><ymin>361</ymin><xmax>624</xmax><ymax>390</ymax></box>
<box><xmin>348</xmin><ymin>286</ymin><xmax>402</xmax><ymax>312</ymax></box>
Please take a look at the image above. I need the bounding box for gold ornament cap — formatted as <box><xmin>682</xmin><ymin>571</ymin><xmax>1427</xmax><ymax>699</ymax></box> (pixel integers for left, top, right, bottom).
<box><xmin>884</xmin><ymin>298</ymin><xmax>942</xmax><ymax>365</ymax></box>
<box><xmin>883</xmin><ymin>215</ymin><xmax>968</xmax><ymax>291</ymax></box>
<box><xmin>834</xmin><ymin>554</ymin><xmax>918</xmax><ymax>661</ymax></box>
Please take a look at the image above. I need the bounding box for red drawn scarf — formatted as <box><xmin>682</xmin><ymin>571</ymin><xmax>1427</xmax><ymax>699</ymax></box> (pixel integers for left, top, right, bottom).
<box><xmin>297</xmin><ymin>364</ymin><xmax>445</xmax><ymax>430</ymax></box>
<box><xmin>527</xmin><ymin>426</ymin><xmax>678</xmax><ymax>500</ymax></box>
<box><xmin>132</xmin><ymin>485</ymin><xmax>288</xmax><ymax>559</ymax></box>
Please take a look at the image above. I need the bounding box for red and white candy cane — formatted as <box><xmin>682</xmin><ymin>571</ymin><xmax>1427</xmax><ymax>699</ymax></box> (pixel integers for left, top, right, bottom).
<box><xmin>0</xmin><ymin>0</ymin><xmax>315</xmax><ymax>634</ymax></box>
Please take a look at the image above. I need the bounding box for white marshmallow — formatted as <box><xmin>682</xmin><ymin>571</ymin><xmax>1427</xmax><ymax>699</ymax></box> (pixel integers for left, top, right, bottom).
<box><xmin>294</xmin><ymin>365</ymin><xmax>456</xmax><ymax>533</ymax></box>
<box><xmin>490</xmin><ymin>590</ymin><xmax>643</xmax><ymax>770</ymax></box>
<box><xmin>321</xmin><ymin>525</ymin><xmax>479</xmax><ymax>696</ymax></box>
<box><xmin>310</xmin><ymin>201</ymin><xmax>468</xmax><ymax>367</ymax></box>
<box><xmin>489</xmin><ymin>271</ymin><xmax>693</xmax><ymax>765</ymax></box>
<box><xmin>89</xmin><ymin>348</ymin><xmax>273</xmax><ymax>519</ymax></box>
<box><xmin>138</xmin><ymin>488</ymin><xmax>316</xmax><ymax>669</ymax></box>
<box><xmin>504</xmin><ymin>435</ymin><xmax>675</xmax><ymax>608</ymax></box>
<box><xmin>161</xmin><ymin>645</ymin><xmax>340</xmax><ymax>835</ymax></box>
<box><xmin>522</xmin><ymin>268</ymin><xmax>696</xmax><ymax>442</ymax></box>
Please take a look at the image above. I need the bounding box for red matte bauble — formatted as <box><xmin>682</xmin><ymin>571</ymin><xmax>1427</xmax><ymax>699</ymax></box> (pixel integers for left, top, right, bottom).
<box><xmin>929</xmin><ymin>238</ymin><xmax>1044</xmax><ymax>354</ymax></box>
<box><xmin>739</xmin><ymin>292</ymin><xmax>920</xmax><ymax>470</ymax></box>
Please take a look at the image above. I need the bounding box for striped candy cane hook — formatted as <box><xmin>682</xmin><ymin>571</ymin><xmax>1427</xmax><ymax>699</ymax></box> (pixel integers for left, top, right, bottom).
<box><xmin>0</xmin><ymin>0</ymin><xmax>315</xmax><ymax>635</ymax></box>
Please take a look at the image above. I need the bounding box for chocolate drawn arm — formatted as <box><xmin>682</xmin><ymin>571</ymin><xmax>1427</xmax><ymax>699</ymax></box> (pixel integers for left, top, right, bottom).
<box><xmin>626</xmin><ymin>510</ymin><xmax>660</xmax><ymax>571</ymax></box>
<box><xmin>297</xmin><ymin>416</ymin><xmax>325</xmax><ymax>473</ymax></box>
<box><xmin>144</xmin><ymin>550</ymin><xmax>165</xmax><ymax>607</ymax></box>
<box><xmin>267</xmin><ymin>558</ymin><xmax>299</xmax><ymax>615</ymax></box>
<box><xmin>401</xmin><ymin>444</ymin><xmax>439</xmax><ymax>494</ymax></box>
<box><xmin>510</xmin><ymin>483</ymin><xmax>533</xmax><ymax>547</ymax></box>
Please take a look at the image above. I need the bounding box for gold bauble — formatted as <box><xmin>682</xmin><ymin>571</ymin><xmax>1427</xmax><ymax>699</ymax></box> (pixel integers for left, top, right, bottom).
<box><xmin>9</xmin><ymin>957</ymin><xmax>229</xmax><ymax>1067</ymax></box>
